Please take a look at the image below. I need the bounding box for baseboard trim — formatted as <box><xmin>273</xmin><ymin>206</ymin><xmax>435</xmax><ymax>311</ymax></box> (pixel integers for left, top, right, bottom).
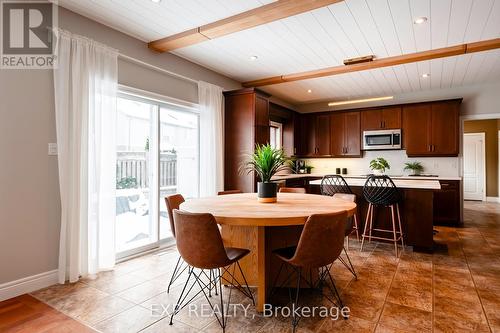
<box><xmin>0</xmin><ymin>270</ymin><xmax>58</xmax><ymax>302</ymax></box>
<box><xmin>486</xmin><ymin>196</ymin><xmax>500</xmax><ymax>203</ymax></box>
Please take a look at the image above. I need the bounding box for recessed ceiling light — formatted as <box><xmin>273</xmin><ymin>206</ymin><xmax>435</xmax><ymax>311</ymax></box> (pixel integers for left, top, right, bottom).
<box><xmin>414</xmin><ymin>17</ymin><xmax>428</xmax><ymax>24</ymax></box>
<box><xmin>422</xmin><ymin>73</ymin><xmax>430</xmax><ymax>78</ymax></box>
<box><xmin>328</xmin><ymin>96</ymin><xmax>394</xmax><ymax>107</ymax></box>
<box><xmin>151</xmin><ymin>0</ymin><xmax>161</xmax><ymax>3</ymax></box>
<box><xmin>307</xmin><ymin>89</ymin><xmax>312</xmax><ymax>93</ymax></box>
<box><xmin>249</xmin><ymin>55</ymin><xmax>258</xmax><ymax>61</ymax></box>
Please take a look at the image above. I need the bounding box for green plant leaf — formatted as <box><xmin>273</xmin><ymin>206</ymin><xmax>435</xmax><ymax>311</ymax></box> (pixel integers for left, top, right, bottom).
<box><xmin>239</xmin><ymin>144</ymin><xmax>290</xmax><ymax>182</ymax></box>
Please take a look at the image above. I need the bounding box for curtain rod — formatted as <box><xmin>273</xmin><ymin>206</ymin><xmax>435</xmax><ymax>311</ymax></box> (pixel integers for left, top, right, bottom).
<box><xmin>118</xmin><ymin>53</ymin><xmax>199</xmax><ymax>85</ymax></box>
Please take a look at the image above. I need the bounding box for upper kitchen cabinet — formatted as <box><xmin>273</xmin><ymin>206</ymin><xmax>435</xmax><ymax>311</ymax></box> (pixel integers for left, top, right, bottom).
<box><xmin>431</xmin><ymin>101</ymin><xmax>460</xmax><ymax>155</ymax></box>
<box><xmin>361</xmin><ymin>107</ymin><xmax>401</xmax><ymax>131</ymax></box>
<box><xmin>403</xmin><ymin>100</ymin><xmax>460</xmax><ymax>157</ymax></box>
<box><xmin>297</xmin><ymin>113</ymin><xmax>332</xmax><ymax>157</ymax></box>
<box><xmin>295</xmin><ymin>113</ymin><xmax>316</xmax><ymax>156</ymax></box>
<box><xmin>224</xmin><ymin>88</ymin><xmax>271</xmax><ymax>192</ymax></box>
<box><xmin>315</xmin><ymin>114</ymin><xmax>331</xmax><ymax>156</ymax></box>
<box><xmin>331</xmin><ymin>111</ymin><xmax>361</xmax><ymax>157</ymax></box>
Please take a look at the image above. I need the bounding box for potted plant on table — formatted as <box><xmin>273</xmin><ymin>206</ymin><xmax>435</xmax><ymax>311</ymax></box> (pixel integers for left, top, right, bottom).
<box><xmin>404</xmin><ymin>161</ymin><xmax>424</xmax><ymax>176</ymax></box>
<box><xmin>369</xmin><ymin>157</ymin><xmax>390</xmax><ymax>175</ymax></box>
<box><xmin>240</xmin><ymin>144</ymin><xmax>289</xmax><ymax>203</ymax></box>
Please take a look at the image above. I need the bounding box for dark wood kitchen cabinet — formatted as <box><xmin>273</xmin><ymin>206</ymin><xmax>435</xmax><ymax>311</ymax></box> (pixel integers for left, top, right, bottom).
<box><xmin>403</xmin><ymin>100</ymin><xmax>460</xmax><ymax>157</ymax></box>
<box><xmin>295</xmin><ymin>113</ymin><xmax>330</xmax><ymax>157</ymax></box>
<box><xmin>224</xmin><ymin>88</ymin><xmax>270</xmax><ymax>192</ymax></box>
<box><xmin>431</xmin><ymin>101</ymin><xmax>459</xmax><ymax>155</ymax></box>
<box><xmin>434</xmin><ymin>180</ymin><xmax>461</xmax><ymax>225</ymax></box>
<box><xmin>361</xmin><ymin>107</ymin><xmax>401</xmax><ymax>131</ymax></box>
<box><xmin>315</xmin><ymin>114</ymin><xmax>331</xmax><ymax>156</ymax></box>
<box><xmin>330</xmin><ymin>111</ymin><xmax>361</xmax><ymax>157</ymax></box>
<box><xmin>297</xmin><ymin>113</ymin><xmax>317</xmax><ymax>156</ymax></box>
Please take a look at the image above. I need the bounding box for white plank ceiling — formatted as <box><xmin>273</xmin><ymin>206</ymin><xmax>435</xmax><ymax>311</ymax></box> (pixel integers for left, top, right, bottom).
<box><xmin>59</xmin><ymin>0</ymin><xmax>500</xmax><ymax>104</ymax></box>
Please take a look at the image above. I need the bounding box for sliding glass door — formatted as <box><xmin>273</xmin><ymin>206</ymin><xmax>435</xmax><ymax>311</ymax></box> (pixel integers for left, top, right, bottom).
<box><xmin>159</xmin><ymin>106</ymin><xmax>199</xmax><ymax>240</ymax></box>
<box><xmin>115</xmin><ymin>92</ymin><xmax>199</xmax><ymax>257</ymax></box>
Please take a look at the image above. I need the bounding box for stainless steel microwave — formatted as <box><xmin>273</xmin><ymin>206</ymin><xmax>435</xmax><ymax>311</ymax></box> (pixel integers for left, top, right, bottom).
<box><xmin>362</xmin><ymin>129</ymin><xmax>402</xmax><ymax>150</ymax></box>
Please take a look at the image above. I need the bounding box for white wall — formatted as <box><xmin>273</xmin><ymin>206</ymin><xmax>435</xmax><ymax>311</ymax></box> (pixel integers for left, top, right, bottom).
<box><xmin>0</xmin><ymin>6</ymin><xmax>242</xmax><ymax>286</ymax></box>
<box><xmin>305</xmin><ymin>150</ymin><xmax>459</xmax><ymax>177</ymax></box>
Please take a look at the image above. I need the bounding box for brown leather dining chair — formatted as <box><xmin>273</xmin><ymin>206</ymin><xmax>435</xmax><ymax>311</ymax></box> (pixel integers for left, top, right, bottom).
<box><xmin>279</xmin><ymin>187</ymin><xmax>307</xmax><ymax>193</ymax></box>
<box><xmin>271</xmin><ymin>211</ymin><xmax>348</xmax><ymax>332</ymax></box>
<box><xmin>169</xmin><ymin>210</ymin><xmax>254</xmax><ymax>332</ymax></box>
<box><xmin>217</xmin><ymin>189</ymin><xmax>242</xmax><ymax>195</ymax></box>
<box><xmin>164</xmin><ymin>194</ymin><xmax>187</xmax><ymax>293</ymax></box>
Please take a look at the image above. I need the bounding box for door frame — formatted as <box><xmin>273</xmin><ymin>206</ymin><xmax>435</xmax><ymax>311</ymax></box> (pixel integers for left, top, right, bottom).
<box><xmin>463</xmin><ymin>132</ymin><xmax>486</xmax><ymax>201</ymax></box>
<box><xmin>116</xmin><ymin>86</ymin><xmax>201</xmax><ymax>261</ymax></box>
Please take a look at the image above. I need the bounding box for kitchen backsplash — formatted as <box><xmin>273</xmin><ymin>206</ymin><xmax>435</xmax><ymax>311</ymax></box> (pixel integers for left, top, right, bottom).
<box><xmin>304</xmin><ymin>150</ymin><xmax>460</xmax><ymax>177</ymax></box>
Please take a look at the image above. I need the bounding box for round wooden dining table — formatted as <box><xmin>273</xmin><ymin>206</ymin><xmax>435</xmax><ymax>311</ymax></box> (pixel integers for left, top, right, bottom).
<box><xmin>180</xmin><ymin>192</ymin><xmax>357</xmax><ymax>312</ymax></box>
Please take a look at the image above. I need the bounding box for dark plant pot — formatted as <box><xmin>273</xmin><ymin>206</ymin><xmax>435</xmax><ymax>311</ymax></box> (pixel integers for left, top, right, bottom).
<box><xmin>257</xmin><ymin>182</ymin><xmax>277</xmax><ymax>203</ymax></box>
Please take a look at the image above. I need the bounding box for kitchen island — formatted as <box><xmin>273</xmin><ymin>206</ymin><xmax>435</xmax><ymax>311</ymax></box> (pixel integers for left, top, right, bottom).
<box><xmin>272</xmin><ymin>174</ymin><xmax>462</xmax><ymax>251</ymax></box>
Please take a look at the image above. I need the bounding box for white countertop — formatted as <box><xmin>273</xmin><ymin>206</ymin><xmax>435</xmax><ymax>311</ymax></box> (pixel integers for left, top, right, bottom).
<box><xmin>272</xmin><ymin>173</ymin><xmax>461</xmax><ymax>181</ymax></box>
<box><xmin>309</xmin><ymin>178</ymin><xmax>441</xmax><ymax>190</ymax></box>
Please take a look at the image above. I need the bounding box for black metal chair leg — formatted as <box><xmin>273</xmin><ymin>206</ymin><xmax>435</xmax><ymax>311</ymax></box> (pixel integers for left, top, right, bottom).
<box><xmin>169</xmin><ymin>268</ymin><xmax>193</xmax><ymax>325</ymax></box>
<box><xmin>325</xmin><ymin>269</ymin><xmax>347</xmax><ymax>319</ymax></box>
<box><xmin>167</xmin><ymin>256</ymin><xmax>182</xmax><ymax>293</ymax></box>
<box><xmin>339</xmin><ymin>248</ymin><xmax>357</xmax><ymax>280</ymax></box>
<box><xmin>291</xmin><ymin>267</ymin><xmax>302</xmax><ymax>333</ymax></box>
<box><xmin>236</xmin><ymin>261</ymin><xmax>255</xmax><ymax>305</ymax></box>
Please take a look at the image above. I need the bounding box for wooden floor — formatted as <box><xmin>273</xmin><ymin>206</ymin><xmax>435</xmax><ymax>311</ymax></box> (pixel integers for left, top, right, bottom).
<box><xmin>0</xmin><ymin>294</ymin><xmax>96</xmax><ymax>333</ymax></box>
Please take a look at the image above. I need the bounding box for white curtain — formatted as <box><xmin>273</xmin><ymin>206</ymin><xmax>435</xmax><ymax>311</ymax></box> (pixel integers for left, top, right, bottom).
<box><xmin>198</xmin><ymin>81</ymin><xmax>224</xmax><ymax>197</ymax></box>
<box><xmin>53</xmin><ymin>29</ymin><xmax>118</xmax><ymax>283</ymax></box>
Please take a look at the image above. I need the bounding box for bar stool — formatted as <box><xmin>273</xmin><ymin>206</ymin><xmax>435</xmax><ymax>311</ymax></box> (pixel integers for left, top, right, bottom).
<box><xmin>169</xmin><ymin>210</ymin><xmax>254</xmax><ymax>332</ymax></box>
<box><xmin>320</xmin><ymin>175</ymin><xmax>360</xmax><ymax>242</ymax></box>
<box><xmin>361</xmin><ymin>175</ymin><xmax>404</xmax><ymax>257</ymax></box>
<box><xmin>271</xmin><ymin>211</ymin><xmax>348</xmax><ymax>332</ymax></box>
<box><xmin>279</xmin><ymin>187</ymin><xmax>307</xmax><ymax>193</ymax></box>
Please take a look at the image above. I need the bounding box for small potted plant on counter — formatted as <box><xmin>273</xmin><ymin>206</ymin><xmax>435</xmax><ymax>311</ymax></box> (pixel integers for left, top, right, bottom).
<box><xmin>369</xmin><ymin>157</ymin><xmax>390</xmax><ymax>175</ymax></box>
<box><xmin>240</xmin><ymin>143</ymin><xmax>289</xmax><ymax>203</ymax></box>
<box><xmin>404</xmin><ymin>161</ymin><xmax>424</xmax><ymax>176</ymax></box>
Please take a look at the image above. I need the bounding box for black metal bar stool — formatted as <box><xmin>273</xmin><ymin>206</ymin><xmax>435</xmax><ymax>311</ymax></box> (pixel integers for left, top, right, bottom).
<box><xmin>360</xmin><ymin>175</ymin><xmax>404</xmax><ymax>257</ymax></box>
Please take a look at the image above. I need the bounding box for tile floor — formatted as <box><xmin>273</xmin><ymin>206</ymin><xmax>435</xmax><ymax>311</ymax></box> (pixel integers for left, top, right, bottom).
<box><xmin>30</xmin><ymin>201</ymin><xmax>500</xmax><ymax>332</ymax></box>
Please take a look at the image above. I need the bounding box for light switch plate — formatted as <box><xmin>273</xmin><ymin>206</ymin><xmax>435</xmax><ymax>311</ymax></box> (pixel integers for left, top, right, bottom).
<box><xmin>48</xmin><ymin>143</ymin><xmax>58</xmax><ymax>156</ymax></box>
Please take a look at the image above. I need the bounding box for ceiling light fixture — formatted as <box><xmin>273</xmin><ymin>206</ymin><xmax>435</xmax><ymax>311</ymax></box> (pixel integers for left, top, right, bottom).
<box><xmin>414</xmin><ymin>17</ymin><xmax>428</xmax><ymax>24</ymax></box>
<box><xmin>151</xmin><ymin>0</ymin><xmax>161</xmax><ymax>3</ymax></box>
<box><xmin>422</xmin><ymin>73</ymin><xmax>430</xmax><ymax>78</ymax></box>
<box><xmin>307</xmin><ymin>89</ymin><xmax>312</xmax><ymax>93</ymax></box>
<box><xmin>328</xmin><ymin>96</ymin><xmax>394</xmax><ymax>107</ymax></box>
<box><xmin>249</xmin><ymin>55</ymin><xmax>258</xmax><ymax>61</ymax></box>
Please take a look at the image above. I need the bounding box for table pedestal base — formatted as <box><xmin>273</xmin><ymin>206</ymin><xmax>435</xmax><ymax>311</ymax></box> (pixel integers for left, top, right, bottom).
<box><xmin>221</xmin><ymin>224</ymin><xmax>318</xmax><ymax>312</ymax></box>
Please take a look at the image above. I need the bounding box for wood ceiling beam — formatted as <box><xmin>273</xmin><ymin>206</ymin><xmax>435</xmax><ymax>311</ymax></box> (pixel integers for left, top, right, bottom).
<box><xmin>242</xmin><ymin>38</ymin><xmax>500</xmax><ymax>87</ymax></box>
<box><xmin>148</xmin><ymin>0</ymin><xmax>344</xmax><ymax>52</ymax></box>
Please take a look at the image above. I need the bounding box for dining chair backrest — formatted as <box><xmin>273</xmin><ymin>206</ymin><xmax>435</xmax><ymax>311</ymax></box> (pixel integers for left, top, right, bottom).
<box><xmin>165</xmin><ymin>194</ymin><xmax>185</xmax><ymax>238</ymax></box>
<box><xmin>363</xmin><ymin>175</ymin><xmax>400</xmax><ymax>206</ymax></box>
<box><xmin>287</xmin><ymin>211</ymin><xmax>347</xmax><ymax>268</ymax></box>
<box><xmin>218</xmin><ymin>190</ymin><xmax>243</xmax><ymax>195</ymax></box>
<box><xmin>279</xmin><ymin>187</ymin><xmax>307</xmax><ymax>194</ymax></box>
<box><xmin>332</xmin><ymin>193</ymin><xmax>356</xmax><ymax>237</ymax></box>
<box><xmin>173</xmin><ymin>210</ymin><xmax>230</xmax><ymax>269</ymax></box>
<box><xmin>321</xmin><ymin>175</ymin><xmax>352</xmax><ymax>196</ymax></box>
